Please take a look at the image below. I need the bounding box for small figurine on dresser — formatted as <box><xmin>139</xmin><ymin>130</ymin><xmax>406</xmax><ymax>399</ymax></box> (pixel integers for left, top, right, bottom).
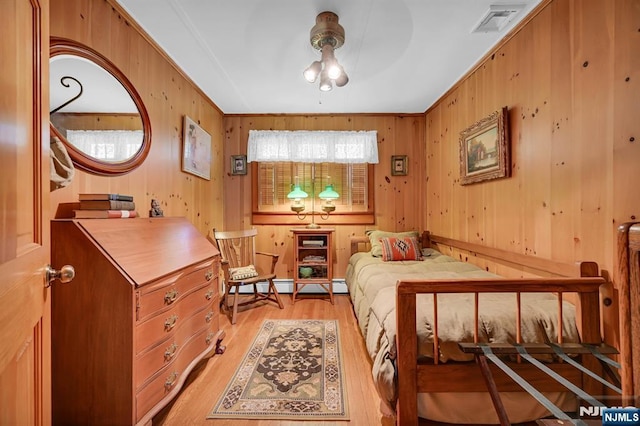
<box><xmin>149</xmin><ymin>199</ymin><xmax>164</xmax><ymax>217</ymax></box>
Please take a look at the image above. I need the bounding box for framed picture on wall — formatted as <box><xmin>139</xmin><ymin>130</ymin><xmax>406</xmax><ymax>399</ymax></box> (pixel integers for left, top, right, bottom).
<box><xmin>391</xmin><ymin>155</ymin><xmax>408</xmax><ymax>176</ymax></box>
<box><xmin>459</xmin><ymin>106</ymin><xmax>510</xmax><ymax>185</ymax></box>
<box><xmin>231</xmin><ymin>155</ymin><xmax>247</xmax><ymax>175</ymax></box>
<box><xmin>182</xmin><ymin>116</ymin><xmax>211</xmax><ymax>180</ymax></box>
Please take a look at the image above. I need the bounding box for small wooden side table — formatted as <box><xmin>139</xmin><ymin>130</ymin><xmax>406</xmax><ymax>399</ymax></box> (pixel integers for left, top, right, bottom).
<box><xmin>290</xmin><ymin>228</ymin><xmax>334</xmax><ymax>304</ymax></box>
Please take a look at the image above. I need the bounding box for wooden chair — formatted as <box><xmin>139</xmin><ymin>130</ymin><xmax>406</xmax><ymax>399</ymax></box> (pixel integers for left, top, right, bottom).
<box><xmin>213</xmin><ymin>228</ymin><xmax>284</xmax><ymax>324</ymax></box>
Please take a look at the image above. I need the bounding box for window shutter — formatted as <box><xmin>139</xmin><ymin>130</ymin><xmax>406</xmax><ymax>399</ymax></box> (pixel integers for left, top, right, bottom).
<box><xmin>257</xmin><ymin>162</ymin><xmax>368</xmax><ymax>213</ymax></box>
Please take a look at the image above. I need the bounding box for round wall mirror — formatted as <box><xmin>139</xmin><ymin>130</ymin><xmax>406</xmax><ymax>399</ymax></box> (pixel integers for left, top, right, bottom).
<box><xmin>50</xmin><ymin>37</ymin><xmax>151</xmax><ymax>176</ymax></box>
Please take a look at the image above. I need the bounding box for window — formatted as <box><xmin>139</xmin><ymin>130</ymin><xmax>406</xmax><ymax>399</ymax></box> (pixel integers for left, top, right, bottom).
<box><xmin>252</xmin><ymin>161</ymin><xmax>374</xmax><ymax>224</ymax></box>
<box><xmin>66</xmin><ymin>130</ymin><xmax>143</xmax><ymax>161</ymax></box>
<box><xmin>247</xmin><ymin>130</ymin><xmax>378</xmax><ymax>225</ymax></box>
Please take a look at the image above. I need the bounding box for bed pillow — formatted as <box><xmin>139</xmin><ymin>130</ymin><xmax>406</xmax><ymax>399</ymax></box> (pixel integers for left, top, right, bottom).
<box><xmin>229</xmin><ymin>264</ymin><xmax>259</xmax><ymax>280</ymax></box>
<box><xmin>421</xmin><ymin>247</ymin><xmax>440</xmax><ymax>258</ymax></box>
<box><xmin>366</xmin><ymin>230</ymin><xmax>420</xmax><ymax>257</ymax></box>
<box><xmin>380</xmin><ymin>236</ymin><xmax>423</xmax><ymax>261</ymax></box>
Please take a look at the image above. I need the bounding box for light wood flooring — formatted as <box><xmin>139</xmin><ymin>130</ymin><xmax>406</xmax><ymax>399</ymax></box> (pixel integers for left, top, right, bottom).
<box><xmin>153</xmin><ymin>294</ymin><xmax>397</xmax><ymax>426</ymax></box>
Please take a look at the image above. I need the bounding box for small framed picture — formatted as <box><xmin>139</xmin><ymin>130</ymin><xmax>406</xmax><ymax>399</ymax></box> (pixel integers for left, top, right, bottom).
<box><xmin>391</xmin><ymin>155</ymin><xmax>407</xmax><ymax>176</ymax></box>
<box><xmin>231</xmin><ymin>155</ymin><xmax>247</xmax><ymax>175</ymax></box>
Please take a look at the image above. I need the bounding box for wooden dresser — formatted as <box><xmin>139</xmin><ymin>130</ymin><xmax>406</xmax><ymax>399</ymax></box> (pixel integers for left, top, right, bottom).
<box><xmin>51</xmin><ymin>217</ymin><xmax>224</xmax><ymax>426</ymax></box>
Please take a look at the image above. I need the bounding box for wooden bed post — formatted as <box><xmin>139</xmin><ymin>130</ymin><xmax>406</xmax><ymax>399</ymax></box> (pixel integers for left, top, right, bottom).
<box><xmin>421</xmin><ymin>231</ymin><xmax>432</xmax><ymax>249</ymax></box>
<box><xmin>577</xmin><ymin>261</ymin><xmax>605</xmax><ymax>400</ymax></box>
<box><xmin>617</xmin><ymin>222</ymin><xmax>640</xmax><ymax>403</ymax></box>
<box><xmin>628</xmin><ymin>225</ymin><xmax>640</xmax><ymax>400</ymax></box>
<box><xmin>396</xmin><ymin>282</ymin><xmax>418</xmax><ymax>426</ymax></box>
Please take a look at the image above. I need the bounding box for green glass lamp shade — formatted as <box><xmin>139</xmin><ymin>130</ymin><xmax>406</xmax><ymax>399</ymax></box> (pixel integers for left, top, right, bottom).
<box><xmin>318</xmin><ymin>184</ymin><xmax>339</xmax><ymax>200</ymax></box>
<box><xmin>287</xmin><ymin>184</ymin><xmax>308</xmax><ymax>199</ymax></box>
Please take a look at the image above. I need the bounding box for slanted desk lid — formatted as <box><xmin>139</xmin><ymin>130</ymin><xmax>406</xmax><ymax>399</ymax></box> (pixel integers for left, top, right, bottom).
<box><xmin>75</xmin><ymin>216</ymin><xmax>219</xmax><ymax>286</ymax></box>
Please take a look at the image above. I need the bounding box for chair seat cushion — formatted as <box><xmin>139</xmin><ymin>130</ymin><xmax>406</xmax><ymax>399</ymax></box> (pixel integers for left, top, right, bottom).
<box><xmin>229</xmin><ymin>264</ymin><xmax>259</xmax><ymax>280</ymax></box>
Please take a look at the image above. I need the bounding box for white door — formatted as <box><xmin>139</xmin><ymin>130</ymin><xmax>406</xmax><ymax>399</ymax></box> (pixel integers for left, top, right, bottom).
<box><xmin>0</xmin><ymin>0</ymin><xmax>51</xmax><ymax>424</ymax></box>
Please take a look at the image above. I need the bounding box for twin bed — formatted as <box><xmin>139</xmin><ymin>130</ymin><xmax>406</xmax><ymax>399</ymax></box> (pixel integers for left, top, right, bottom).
<box><xmin>345</xmin><ymin>230</ymin><xmax>615</xmax><ymax>425</ymax></box>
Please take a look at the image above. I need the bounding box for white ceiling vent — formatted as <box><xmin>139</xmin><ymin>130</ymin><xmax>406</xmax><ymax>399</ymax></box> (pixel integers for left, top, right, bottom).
<box><xmin>471</xmin><ymin>4</ymin><xmax>526</xmax><ymax>33</ymax></box>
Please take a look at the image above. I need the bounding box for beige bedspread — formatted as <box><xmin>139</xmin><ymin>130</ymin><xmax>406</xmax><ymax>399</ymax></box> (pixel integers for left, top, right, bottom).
<box><xmin>345</xmin><ymin>248</ymin><xmax>580</xmax><ymax>419</ymax></box>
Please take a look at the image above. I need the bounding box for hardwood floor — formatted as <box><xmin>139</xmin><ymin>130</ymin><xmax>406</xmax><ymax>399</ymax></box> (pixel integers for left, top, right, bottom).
<box><xmin>153</xmin><ymin>294</ymin><xmax>396</xmax><ymax>426</ymax></box>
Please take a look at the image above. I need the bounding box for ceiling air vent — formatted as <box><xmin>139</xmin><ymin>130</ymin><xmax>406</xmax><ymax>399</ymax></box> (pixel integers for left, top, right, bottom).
<box><xmin>471</xmin><ymin>4</ymin><xmax>525</xmax><ymax>33</ymax></box>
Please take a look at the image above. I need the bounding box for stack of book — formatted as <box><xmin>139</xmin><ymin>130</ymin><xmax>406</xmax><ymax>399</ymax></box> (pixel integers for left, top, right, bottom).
<box><xmin>73</xmin><ymin>193</ymin><xmax>138</xmax><ymax>219</ymax></box>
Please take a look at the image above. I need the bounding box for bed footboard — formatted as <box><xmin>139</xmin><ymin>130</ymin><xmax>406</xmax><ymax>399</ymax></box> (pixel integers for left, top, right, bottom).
<box><xmin>395</xmin><ymin>265</ymin><xmax>607</xmax><ymax>426</ymax></box>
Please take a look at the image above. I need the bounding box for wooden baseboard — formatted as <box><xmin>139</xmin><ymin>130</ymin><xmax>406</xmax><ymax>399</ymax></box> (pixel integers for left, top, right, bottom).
<box><xmin>233</xmin><ymin>279</ymin><xmax>348</xmax><ymax>294</ymax></box>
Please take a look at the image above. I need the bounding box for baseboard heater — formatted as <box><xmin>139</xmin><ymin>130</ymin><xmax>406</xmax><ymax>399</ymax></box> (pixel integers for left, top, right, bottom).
<box><xmin>234</xmin><ymin>279</ymin><xmax>347</xmax><ymax>294</ymax></box>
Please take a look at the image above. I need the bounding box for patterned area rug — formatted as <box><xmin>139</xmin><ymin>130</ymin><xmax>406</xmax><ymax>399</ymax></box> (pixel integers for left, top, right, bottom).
<box><xmin>208</xmin><ymin>319</ymin><xmax>349</xmax><ymax>420</ymax></box>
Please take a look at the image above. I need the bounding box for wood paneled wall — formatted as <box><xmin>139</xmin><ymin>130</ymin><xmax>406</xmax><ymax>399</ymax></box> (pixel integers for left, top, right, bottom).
<box><xmin>48</xmin><ymin>0</ymin><xmax>224</xmax><ymax>236</ymax></box>
<box><xmin>223</xmin><ymin>115</ymin><xmax>426</xmax><ymax>278</ymax></box>
<box><xmin>426</xmin><ymin>0</ymin><xmax>640</xmax><ymax>344</ymax></box>
<box><xmin>46</xmin><ymin>1</ymin><xmax>639</xmax><ymax>354</ymax></box>
<box><xmin>52</xmin><ymin>113</ymin><xmax>143</xmax><ymax>132</ymax></box>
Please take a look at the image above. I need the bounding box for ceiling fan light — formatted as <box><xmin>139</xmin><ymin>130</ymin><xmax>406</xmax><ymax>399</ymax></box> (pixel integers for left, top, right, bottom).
<box><xmin>326</xmin><ymin>60</ymin><xmax>342</xmax><ymax>80</ymax></box>
<box><xmin>321</xmin><ymin>43</ymin><xmax>335</xmax><ymax>62</ymax></box>
<box><xmin>335</xmin><ymin>70</ymin><xmax>349</xmax><ymax>87</ymax></box>
<box><xmin>306</xmin><ymin>12</ymin><xmax>348</xmax><ymax>93</ymax></box>
<box><xmin>303</xmin><ymin>61</ymin><xmax>322</xmax><ymax>83</ymax></box>
<box><xmin>319</xmin><ymin>71</ymin><xmax>333</xmax><ymax>91</ymax></box>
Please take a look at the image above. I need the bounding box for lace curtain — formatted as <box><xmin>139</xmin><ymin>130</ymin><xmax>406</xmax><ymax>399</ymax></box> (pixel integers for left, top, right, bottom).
<box><xmin>247</xmin><ymin>130</ymin><xmax>378</xmax><ymax>164</ymax></box>
<box><xmin>66</xmin><ymin>130</ymin><xmax>143</xmax><ymax>162</ymax></box>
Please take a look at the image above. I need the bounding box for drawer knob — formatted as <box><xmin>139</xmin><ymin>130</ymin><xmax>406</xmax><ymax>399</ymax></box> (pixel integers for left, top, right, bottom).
<box><xmin>164</xmin><ymin>289</ymin><xmax>179</xmax><ymax>305</ymax></box>
<box><xmin>206</xmin><ymin>332</ymin><xmax>215</xmax><ymax>345</ymax></box>
<box><xmin>164</xmin><ymin>315</ymin><xmax>178</xmax><ymax>331</ymax></box>
<box><xmin>205</xmin><ymin>289</ymin><xmax>214</xmax><ymax>300</ymax></box>
<box><xmin>205</xmin><ymin>270</ymin><xmax>213</xmax><ymax>281</ymax></box>
<box><xmin>164</xmin><ymin>343</ymin><xmax>178</xmax><ymax>361</ymax></box>
<box><xmin>205</xmin><ymin>311</ymin><xmax>214</xmax><ymax>323</ymax></box>
<box><xmin>164</xmin><ymin>371</ymin><xmax>179</xmax><ymax>390</ymax></box>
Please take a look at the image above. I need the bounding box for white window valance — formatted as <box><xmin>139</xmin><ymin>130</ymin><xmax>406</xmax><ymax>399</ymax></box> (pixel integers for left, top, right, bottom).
<box><xmin>66</xmin><ymin>130</ymin><xmax>143</xmax><ymax>162</ymax></box>
<box><xmin>247</xmin><ymin>130</ymin><xmax>378</xmax><ymax>164</ymax></box>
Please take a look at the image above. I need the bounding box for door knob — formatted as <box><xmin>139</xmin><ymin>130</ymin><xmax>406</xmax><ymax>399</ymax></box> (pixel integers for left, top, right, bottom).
<box><xmin>45</xmin><ymin>264</ymin><xmax>75</xmax><ymax>287</ymax></box>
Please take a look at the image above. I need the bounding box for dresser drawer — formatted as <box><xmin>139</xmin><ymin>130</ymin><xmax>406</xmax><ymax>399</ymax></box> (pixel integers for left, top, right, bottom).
<box><xmin>135</xmin><ymin>297</ymin><xmax>217</xmax><ymax>388</ymax></box>
<box><xmin>137</xmin><ymin>258</ymin><xmax>218</xmax><ymax>321</ymax></box>
<box><xmin>135</xmin><ymin>327</ymin><xmax>214</xmax><ymax>422</ymax></box>
<box><xmin>135</xmin><ymin>284</ymin><xmax>215</xmax><ymax>354</ymax></box>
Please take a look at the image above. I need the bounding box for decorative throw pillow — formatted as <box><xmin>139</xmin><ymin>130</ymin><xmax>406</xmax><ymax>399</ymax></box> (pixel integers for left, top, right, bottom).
<box><xmin>366</xmin><ymin>230</ymin><xmax>420</xmax><ymax>257</ymax></box>
<box><xmin>229</xmin><ymin>264</ymin><xmax>259</xmax><ymax>280</ymax></box>
<box><xmin>380</xmin><ymin>236</ymin><xmax>423</xmax><ymax>261</ymax></box>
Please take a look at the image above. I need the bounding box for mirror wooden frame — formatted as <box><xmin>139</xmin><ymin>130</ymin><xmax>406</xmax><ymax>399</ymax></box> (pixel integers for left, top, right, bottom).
<box><xmin>50</xmin><ymin>37</ymin><xmax>152</xmax><ymax>176</ymax></box>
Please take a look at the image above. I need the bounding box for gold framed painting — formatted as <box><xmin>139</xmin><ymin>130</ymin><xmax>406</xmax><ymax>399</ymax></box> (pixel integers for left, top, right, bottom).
<box><xmin>459</xmin><ymin>107</ymin><xmax>510</xmax><ymax>185</ymax></box>
<box><xmin>182</xmin><ymin>116</ymin><xmax>211</xmax><ymax>180</ymax></box>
